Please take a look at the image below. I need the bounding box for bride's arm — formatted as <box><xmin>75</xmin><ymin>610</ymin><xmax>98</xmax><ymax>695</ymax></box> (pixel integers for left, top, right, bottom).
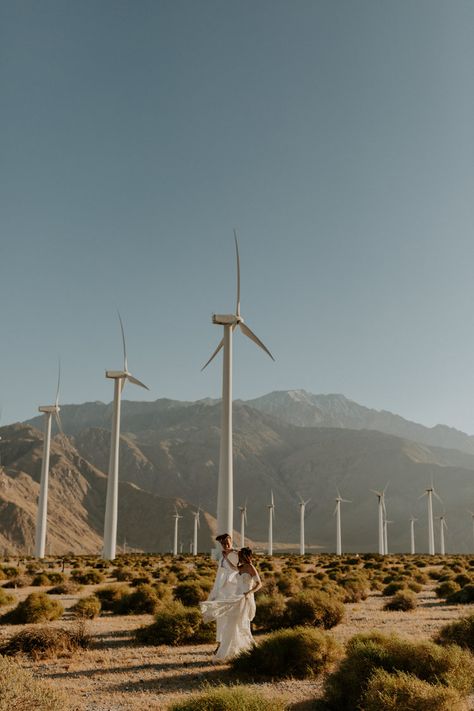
<box><xmin>244</xmin><ymin>565</ymin><xmax>263</xmax><ymax>596</ymax></box>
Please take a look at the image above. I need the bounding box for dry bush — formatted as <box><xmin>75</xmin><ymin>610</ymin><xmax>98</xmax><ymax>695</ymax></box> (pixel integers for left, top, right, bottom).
<box><xmin>2</xmin><ymin>575</ymin><xmax>32</xmax><ymax>589</ymax></box>
<box><xmin>71</xmin><ymin>595</ymin><xmax>101</xmax><ymax>619</ymax></box>
<box><xmin>135</xmin><ymin>601</ymin><xmax>214</xmax><ymax>646</ymax></box>
<box><xmin>173</xmin><ymin>582</ymin><xmax>209</xmax><ymax>607</ymax></box>
<box><xmin>1</xmin><ymin>592</ymin><xmax>64</xmax><ymax>624</ymax></box>
<box><xmin>382</xmin><ymin>581</ymin><xmax>406</xmax><ymax>596</ymax></box>
<box><xmin>254</xmin><ymin>593</ymin><xmax>286</xmax><ymax>631</ymax></box>
<box><xmin>116</xmin><ymin>584</ymin><xmax>161</xmax><ymax>615</ymax></box>
<box><xmin>362</xmin><ymin>668</ymin><xmax>468</xmax><ymax>711</ymax></box>
<box><xmin>71</xmin><ymin>568</ymin><xmax>105</xmax><ymax>585</ymax></box>
<box><xmin>1</xmin><ymin>622</ymin><xmax>91</xmax><ymax>659</ymax></box>
<box><xmin>447</xmin><ymin>584</ymin><xmax>474</xmax><ymax>604</ymax></box>
<box><xmin>232</xmin><ymin>626</ymin><xmax>341</xmax><ymax>679</ymax></box>
<box><xmin>284</xmin><ymin>590</ymin><xmax>344</xmax><ymax>629</ymax></box>
<box><xmin>95</xmin><ymin>584</ymin><xmax>129</xmax><ymax>611</ymax></box>
<box><xmin>47</xmin><ymin>581</ymin><xmax>82</xmax><ymax>595</ymax></box>
<box><xmin>435</xmin><ymin>613</ymin><xmax>474</xmax><ymax>652</ymax></box>
<box><xmin>168</xmin><ymin>684</ymin><xmax>286</xmax><ymax>711</ymax></box>
<box><xmin>339</xmin><ymin>574</ymin><xmax>370</xmax><ymax>603</ymax></box>
<box><xmin>323</xmin><ymin>632</ymin><xmax>474</xmax><ymax>710</ymax></box>
<box><xmin>0</xmin><ymin>589</ymin><xmax>14</xmax><ymax>607</ymax></box>
<box><xmin>383</xmin><ymin>590</ymin><xmax>418</xmax><ymax>612</ymax></box>
<box><xmin>436</xmin><ymin>581</ymin><xmax>461</xmax><ymax>599</ymax></box>
<box><xmin>31</xmin><ymin>573</ymin><xmax>51</xmax><ymax>586</ymax></box>
<box><xmin>0</xmin><ymin>654</ymin><xmax>67</xmax><ymax>709</ymax></box>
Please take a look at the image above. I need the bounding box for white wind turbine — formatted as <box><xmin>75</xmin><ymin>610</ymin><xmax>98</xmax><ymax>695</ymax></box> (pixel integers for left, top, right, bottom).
<box><xmin>173</xmin><ymin>508</ymin><xmax>182</xmax><ymax>556</ymax></box>
<box><xmin>384</xmin><ymin>519</ymin><xmax>394</xmax><ymax>555</ymax></box>
<box><xmin>103</xmin><ymin>314</ymin><xmax>149</xmax><ymax>561</ymax></box>
<box><xmin>334</xmin><ymin>490</ymin><xmax>351</xmax><ymax>556</ymax></box>
<box><xmin>239</xmin><ymin>501</ymin><xmax>248</xmax><ymax>547</ymax></box>
<box><xmin>202</xmin><ymin>232</ymin><xmax>274</xmax><ymax>553</ymax></box>
<box><xmin>192</xmin><ymin>509</ymin><xmax>200</xmax><ymax>556</ymax></box>
<box><xmin>298</xmin><ymin>495</ymin><xmax>311</xmax><ymax>556</ymax></box>
<box><xmin>410</xmin><ymin>516</ymin><xmax>417</xmax><ymax>555</ymax></box>
<box><xmin>34</xmin><ymin>364</ymin><xmax>64</xmax><ymax>559</ymax></box>
<box><xmin>371</xmin><ymin>487</ymin><xmax>387</xmax><ymax>555</ymax></box>
<box><xmin>437</xmin><ymin>515</ymin><xmax>447</xmax><ymax>555</ymax></box>
<box><xmin>267</xmin><ymin>491</ymin><xmax>275</xmax><ymax>556</ymax></box>
<box><xmin>420</xmin><ymin>479</ymin><xmax>441</xmax><ymax>555</ymax></box>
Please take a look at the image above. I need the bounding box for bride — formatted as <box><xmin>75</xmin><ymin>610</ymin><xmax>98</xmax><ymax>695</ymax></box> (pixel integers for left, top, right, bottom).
<box><xmin>200</xmin><ymin>547</ymin><xmax>262</xmax><ymax>660</ymax></box>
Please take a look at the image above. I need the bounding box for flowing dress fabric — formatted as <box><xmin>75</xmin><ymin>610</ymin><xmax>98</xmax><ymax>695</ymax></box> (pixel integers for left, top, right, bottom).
<box><xmin>206</xmin><ymin>551</ymin><xmax>239</xmax><ymax>643</ymax></box>
<box><xmin>200</xmin><ymin>572</ymin><xmax>260</xmax><ymax>660</ymax></box>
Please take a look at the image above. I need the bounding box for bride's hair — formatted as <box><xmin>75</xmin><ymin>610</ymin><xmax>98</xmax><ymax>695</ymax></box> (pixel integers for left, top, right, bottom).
<box><xmin>238</xmin><ymin>547</ymin><xmax>253</xmax><ymax>565</ymax></box>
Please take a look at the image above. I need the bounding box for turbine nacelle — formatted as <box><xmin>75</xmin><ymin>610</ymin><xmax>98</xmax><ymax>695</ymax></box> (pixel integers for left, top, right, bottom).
<box><xmin>38</xmin><ymin>405</ymin><xmax>60</xmax><ymax>414</ymax></box>
<box><xmin>212</xmin><ymin>314</ymin><xmax>242</xmax><ymax>326</ymax></box>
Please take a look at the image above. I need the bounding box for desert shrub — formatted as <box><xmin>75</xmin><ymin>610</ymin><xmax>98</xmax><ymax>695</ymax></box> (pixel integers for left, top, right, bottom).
<box><xmin>0</xmin><ymin>654</ymin><xmax>67</xmax><ymax>709</ymax></box>
<box><xmin>48</xmin><ymin>581</ymin><xmax>82</xmax><ymax>595</ymax></box>
<box><xmin>135</xmin><ymin>601</ymin><xmax>214</xmax><ymax>645</ymax></box>
<box><xmin>116</xmin><ymin>584</ymin><xmax>160</xmax><ymax>615</ymax></box>
<box><xmin>95</xmin><ymin>584</ymin><xmax>129</xmax><ymax>612</ymax></box>
<box><xmin>0</xmin><ymin>589</ymin><xmax>14</xmax><ymax>607</ymax></box>
<box><xmin>2</xmin><ymin>575</ymin><xmax>31</xmax><ymax>589</ymax></box>
<box><xmin>168</xmin><ymin>684</ymin><xmax>286</xmax><ymax>711</ymax></box>
<box><xmin>32</xmin><ymin>573</ymin><xmax>51</xmax><ymax>586</ymax></box>
<box><xmin>284</xmin><ymin>590</ymin><xmax>344</xmax><ymax>629</ymax></box>
<box><xmin>131</xmin><ymin>572</ymin><xmax>153</xmax><ymax>586</ymax></box>
<box><xmin>1</xmin><ymin>592</ymin><xmax>64</xmax><ymax>624</ymax></box>
<box><xmin>276</xmin><ymin>575</ymin><xmax>301</xmax><ymax>596</ymax></box>
<box><xmin>1</xmin><ymin>623</ymin><xmax>91</xmax><ymax>659</ymax></box>
<box><xmin>382</xmin><ymin>581</ymin><xmax>406</xmax><ymax>596</ymax></box>
<box><xmin>71</xmin><ymin>569</ymin><xmax>105</xmax><ymax>585</ymax></box>
<box><xmin>1</xmin><ymin>566</ymin><xmax>19</xmax><ymax>577</ymax></box>
<box><xmin>436</xmin><ymin>613</ymin><xmax>474</xmax><ymax>652</ymax></box>
<box><xmin>339</xmin><ymin>575</ymin><xmax>370</xmax><ymax>603</ymax></box>
<box><xmin>173</xmin><ymin>582</ymin><xmax>208</xmax><ymax>607</ymax></box>
<box><xmin>47</xmin><ymin>572</ymin><xmax>65</xmax><ymax>584</ymax></box>
<box><xmin>383</xmin><ymin>590</ymin><xmax>418</xmax><ymax>612</ymax></box>
<box><xmin>407</xmin><ymin>581</ymin><xmax>423</xmax><ymax>594</ymax></box>
<box><xmin>454</xmin><ymin>573</ymin><xmax>472</xmax><ymax>588</ymax></box>
<box><xmin>259</xmin><ymin>560</ymin><xmax>274</xmax><ymax>572</ymax></box>
<box><xmin>447</xmin><ymin>584</ymin><xmax>474</xmax><ymax>604</ymax></box>
<box><xmin>323</xmin><ymin>632</ymin><xmax>474</xmax><ymax>710</ymax></box>
<box><xmin>113</xmin><ymin>567</ymin><xmax>135</xmax><ymax>581</ymax></box>
<box><xmin>436</xmin><ymin>581</ymin><xmax>461</xmax><ymax>599</ymax></box>
<box><xmin>232</xmin><ymin>626</ymin><xmax>341</xmax><ymax>679</ymax></box>
<box><xmin>71</xmin><ymin>595</ymin><xmax>101</xmax><ymax>619</ymax></box>
<box><xmin>362</xmin><ymin>668</ymin><xmax>467</xmax><ymax>711</ymax></box>
<box><xmin>254</xmin><ymin>593</ymin><xmax>286</xmax><ymax>631</ymax></box>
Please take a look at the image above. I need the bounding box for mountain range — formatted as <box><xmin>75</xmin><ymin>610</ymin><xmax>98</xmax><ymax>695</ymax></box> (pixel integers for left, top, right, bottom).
<box><xmin>0</xmin><ymin>390</ymin><xmax>473</xmax><ymax>554</ymax></box>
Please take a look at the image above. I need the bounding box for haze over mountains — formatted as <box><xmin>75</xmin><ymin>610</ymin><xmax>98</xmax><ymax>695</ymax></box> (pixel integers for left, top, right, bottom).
<box><xmin>1</xmin><ymin>390</ymin><xmax>474</xmax><ymax>555</ymax></box>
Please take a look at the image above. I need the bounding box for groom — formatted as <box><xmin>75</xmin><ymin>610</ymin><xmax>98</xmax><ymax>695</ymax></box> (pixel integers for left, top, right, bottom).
<box><xmin>207</xmin><ymin>533</ymin><xmax>239</xmax><ymax>652</ymax></box>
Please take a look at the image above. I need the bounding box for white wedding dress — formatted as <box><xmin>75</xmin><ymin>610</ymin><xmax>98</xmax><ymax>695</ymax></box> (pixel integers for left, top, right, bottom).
<box><xmin>200</xmin><ymin>571</ymin><xmax>260</xmax><ymax>660</ymax></box>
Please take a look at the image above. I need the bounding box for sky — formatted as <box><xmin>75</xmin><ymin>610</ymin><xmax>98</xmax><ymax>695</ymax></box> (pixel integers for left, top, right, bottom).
<box><xmin>1</xmin><ymin>1</ymin><xmax>474</xmax><ymax>432</ymax></box>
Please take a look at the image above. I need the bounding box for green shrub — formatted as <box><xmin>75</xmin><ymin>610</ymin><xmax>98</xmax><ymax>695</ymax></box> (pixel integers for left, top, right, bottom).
<box><xmin>71</xmin><ymin>569</ymin><xmax>105</xmax><ymax>585</ymax></box>
<box><xmin>135</xmin><ymin>601</ymin><xmax>214</xmax><ymax>646</ymax></box>
<box><xmin>362</xmin><ymin>668</ymin><xmax>468</xmax><ymax>711</ymax></box>
<box><xmin>232</xmin><ymin>626</ymin><xmax>341</xmax><ymax>679</ymax></box>
<box><xmin>382</xmin><ymin>581</ymin><xmax>406</xmax><ymax>596</ymax></box>
<box><xmin>0</xmin><ymin>654</ymin><xmax>67</xmax><ymax>709</ymax></box>
<box><xmin>95</xmin><ymin>584</ymin><xmax>129</xmax><ymax>612</ymax></box>
<box><xmin>436</xmin><ymin>613</ymin><xmax>474</xmax><ymax>652</ymax></box>
<box><xmin>284</xmin><ymin>590</ymin><xmax>344</xmax><ymax>629</ymax></box>
<box><xmin>47</xmin><ymin>572</ymin><xmax>65</xmax><ymax>584</ymax></box>
<box><xmin>1</xmin><ymin>592</ymin><xmax>64</xmax><ymax>624</ymax></box>
<box><xmin>383</xmin><ymin>590</ymin><xmax>418</xmax><ymax>612</ymax></box>
<box><xmin>276</xmin><ymin>575</ymin><xmax>302</xmax><ymax>596</ymax></box>
<box><xmin>173</xmin><ymin>582</ymin><xmax>208</xmax><ymax>607</ymax></box>
<box><xmin>71</xmin><ymin>595</ymin><xmax>101</xmax><ymax>619</ymax></box>
<box><xmin>116</xmin><ymin>584</ymin><xmax>160</xmax><ymax>615</ymax></box>
<box><xmin>168</xmin><ymin>684</ymin><xmax>286</xmax><ymax>711</ymax></box>
<box><xmin>1</xmin><ymin>623</ymin><xmax>91</xmax><ymax>659</ymax></box>
<box><xmin>254</xmin><ymin>593</ymin><xmax>286</xmax><ymax>631</ymax></box>
<box><xmin>32</xmin><ymin>573</ymin><xmax>51</xmax><ymax>587</ymax></box>
<box><xmin>2</xmin><ymin>575</ymin><xmax>31</xmax><ymax>589</ymax></box>
<box><xmin>339</xmin><ymin>575</ymin><xmax>370</xmax><ymax>603</ymax></box>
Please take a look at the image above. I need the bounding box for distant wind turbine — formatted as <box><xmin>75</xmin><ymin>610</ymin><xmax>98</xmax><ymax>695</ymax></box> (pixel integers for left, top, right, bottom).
<box><xmin>239</xmin><ymin>501</ymin><xmax>248</xmax><ymax>548</ymax></box>
<box><xmin>420</xmin><ymin>479</ymin><xmax>441</xmax><ymax>555</ymax></box>
<box><xmin>371</xmin><ymin>486</ymin><xmax>388</xmax><ymax>555</ymax></box>
<box><xmin>384</xmin><ymin>519</ymin><xmax>394</xmax><ymax>555</ymax></box>
<box><xmin>410</xmin><ymin>516</ymin><xmax>417</xmax><ymax>555</ymax></box>
<box><xmin>437</xmin><ymin>515</ymin><xmax>447</xmax><ymax>556</ymax></box>
<box><xmin>202</xmin><ymin>232</ymin><xmax>274</xmax><ymax>554</ymax></box>
<box><xmin>192</xmin><ymin>509</ymin><xmax>200</xmax><ymax>556</ymax></box>
<box><xmin>173</xmin><ymin>508</ymin><xmax>182</xmax><ymax>556</ymax></box>
<box><xmin>103</xmin><ymin>314</ymin><xmax>149</xmax><ymax>561</ymax></box>
<box><xmin>334</xmin><ymin>490</ymin><xmax>351</xmax><ymax>556</ymax></box>
<box><xmin>35</xmin><ymin>363</ymin><xmax>63</xmax><ymax>559</ymax></box>
<box><xmin>267</xmin><ymin>491</ymin><xmax>275</xmax><ymax>556</ymax></box>
<box><xmin>298</xmin><ymin>495</ymin><xmax>311</xmax><ymax>556</ymax></box>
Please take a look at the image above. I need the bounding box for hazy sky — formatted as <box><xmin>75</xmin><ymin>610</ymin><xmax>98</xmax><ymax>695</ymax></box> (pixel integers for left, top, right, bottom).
<box><xmin>1</xmin><ymin>1</ymin><xmax>474</xmax><ymax>432</ymax></box>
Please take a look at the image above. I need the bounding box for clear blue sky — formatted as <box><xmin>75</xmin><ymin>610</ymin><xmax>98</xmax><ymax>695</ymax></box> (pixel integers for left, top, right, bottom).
<box><xmin>1</xmin><ymin>1</ymin><xmax>473</xmax><ymax>432</ymax></box>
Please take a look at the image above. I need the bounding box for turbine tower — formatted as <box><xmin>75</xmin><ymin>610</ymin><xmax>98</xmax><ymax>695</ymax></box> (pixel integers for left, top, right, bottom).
<box><xmin>34</xmin><ymin>364</ymin><xmax>63</xmax><ymax>558</ymax></box>
<box><xmin>202</xmin><ymin>232</ymin><xmax>274</xmax><ymax>554</ymax></box>
<box><xmin>410</xmin><ymin>516</ymin><xmax>417</xmax><ymax>555</ymax></box>
<box><xmin>420</xmin><ymin>480</ymin><xmax>441</xmax><ymax>555</ymax></box>
<box><xmin>384</xmin><ymin>519</ymin><xmax>393</xmax><ymax>555</ymax></box>
<box><xmin>298</xmin><ymin>495</ymin><xmax>310</xmax><ymax>556</ymax></box>
<box><xmin>239</xmin><ymin>501</ymin><xmax>247</xmax><ymax>548</ymax></box>
<box><xmin>438</xmin><ymin>515</ymin><xmax>447</xmax><ymax>556</ymax></box>
<box><xmin>173</xmin><ymin>508</ymin><xmax>182</xmax><ymax>556</ymax></box>
<box><xmin>267</xmin><ymin>491</ymin><xmax>275</xmax><ymax>556</ymax></box>
<box><xmin>334</xmin><ymin>490</ymin><xmax>351</xmax><ymax>556</ymax></box>
<box><xmin>371</xmin><ymin>488</ymin><xmax>387</xmax><ymax>555</ymax></box>
<box><xmin>103</xmin><ymin>314</ymin><xmax>148</xmax><ymax>561</ymax></box>
<box><xmin>192</xmin><ymin>509</ymin><xmax>200</xmax><ymax>556</ymax></box>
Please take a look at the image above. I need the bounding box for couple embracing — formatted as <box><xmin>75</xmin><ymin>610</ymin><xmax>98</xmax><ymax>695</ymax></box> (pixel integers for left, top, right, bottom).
<box><xmin>200</xmin><ymin>533</ymin><xmax>262</xmax><ymax>660</ymax></box>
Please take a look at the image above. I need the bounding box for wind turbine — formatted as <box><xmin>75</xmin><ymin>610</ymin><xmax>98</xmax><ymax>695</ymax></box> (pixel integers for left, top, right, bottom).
<box><xmin>192</xmin><ymin>508</ymin><xmax>200</xmax><ymax>556</ymax></box>
<box><xmin>267</xmin><ymin>491</ymin><xmax>275</xmax><ymax>556</ymax></box>
<box><xmin>334</xmin><ymin>490</ymin><xmax>351</xmax><ymax>556</ymax></box>
<box><xmin>298</xmin><ymin>495</ymin><xmax>311</xmax><ymax>556</ymax></box>
<box><xmin>420</xmin><ymin>479</ymin><xmax>441</xmax><ymax>555</ymax></box>
<box><xmin>384</xmin><ymin>519</ymin><xmax>394</xmax><ymax>555</ymax></box>
<box><xmin>239</xmin><ymin>501</ymin><xmax>248</xmax><ymax>547</ymax></box>
<box><xmin>371</xmin><ymin>487</ymin><xmax>387</xmax><ymax>555</ymax></box>
<box><xmin>103</xmin><ymin>314</ymin><xmax>149</xmax><ymax>561</ymax></box>
<box><xmin>202</xmin><ymin>232</ymin><xmax>274</xmax><ymax>554</ymax></box>
<box><xmin>437</xmin><ymin>515</ymin><xmax>447</xmax><ymax>556</ymax></box>
<box><xmin>173</xmin><ymin>508</ymin><xmax>182</xmax><ymax>556</ymax></box>
<box><xmin>410</xmin><ymin>516</ymin><xmax>417</xmax><ymax>555</ymax></box>
<box><xmin>34</xmin><ymin>363</ymin><xmax>63</xmax><ymax>559</ymax></box>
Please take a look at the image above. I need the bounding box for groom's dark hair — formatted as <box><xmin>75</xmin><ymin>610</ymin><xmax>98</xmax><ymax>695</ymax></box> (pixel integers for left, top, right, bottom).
<box><xmin>216</xmin><ymin>533</ymin><xmax>231</xmax><ymax>542</ymax></box>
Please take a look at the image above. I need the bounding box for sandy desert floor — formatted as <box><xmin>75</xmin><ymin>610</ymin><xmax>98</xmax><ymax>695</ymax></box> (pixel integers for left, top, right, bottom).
<box><xmin>1</xmin><ymin>578</ymin><xmax>474</xmax><ymax>710</ymax></box>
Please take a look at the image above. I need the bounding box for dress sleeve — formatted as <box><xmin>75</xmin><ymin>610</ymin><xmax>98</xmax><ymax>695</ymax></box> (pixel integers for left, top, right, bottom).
<box><xmin>252</xmin><ymin>572</ymin><xmax>261</xmax><ymax>584</ymax></box>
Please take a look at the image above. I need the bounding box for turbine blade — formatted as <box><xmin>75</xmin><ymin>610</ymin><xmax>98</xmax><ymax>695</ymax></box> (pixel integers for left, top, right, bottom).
<box><xmin>433</xmin><ymin>489</ymin><xmax>443</xmax><ymax>504</ymax></box>
<box><xmin>239</xmin><ymin>322</ymin><xmax>275</xmax><ymax>360</ymax></box>
<box><xmin>333</xmin><ymin>504</ymin><xmax>338</xmax><ymax>516</ymax></box>
<box><xmin>55</xmin><ymin>358</ymin><xmax>61</xmax><ymax>407</ymax></box>
<box><xmin>201</xmin><ymin>338</ymin><xmax>224</xmax><ymax>371</ymax></box>
<box><xmin>234</xmin><ymin>229</ymin><xmax>241</xmax><ymax>318</ymax></box>
<box><xmin>126</xmin><ymin>374</ymin><xmax>149</xmax><ymax>390</ymax></box>
<box><xmin>54</xmin><ymin>411</ymin><xmax>64</xmax><ymax>438</ymax></box>
<box><xmin>118</xmin><ymin>311</ymin><xmax>128</xmax><ymax>373</ymax></box>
